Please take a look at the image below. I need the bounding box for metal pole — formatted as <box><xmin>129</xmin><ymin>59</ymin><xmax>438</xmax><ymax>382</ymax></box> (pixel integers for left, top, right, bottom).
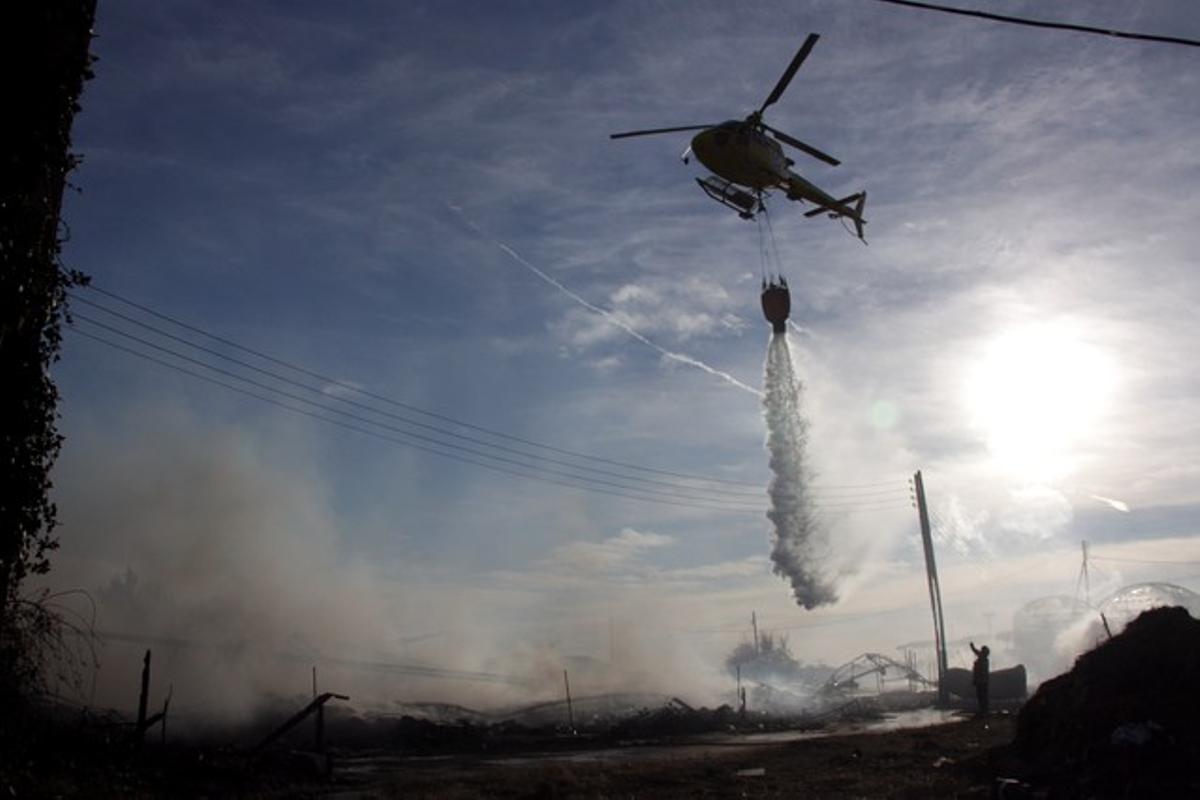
<box><xmin>914</xmin><ymin>471</ymin><xmax>948</xmax><ymax>705</ymax></box>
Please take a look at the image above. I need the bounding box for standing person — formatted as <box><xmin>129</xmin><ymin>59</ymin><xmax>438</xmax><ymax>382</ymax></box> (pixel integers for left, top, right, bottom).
<box><xmin>970</xmin><ymin>642</ymin><xmax>990</xmax><ymax>717</ymax></box>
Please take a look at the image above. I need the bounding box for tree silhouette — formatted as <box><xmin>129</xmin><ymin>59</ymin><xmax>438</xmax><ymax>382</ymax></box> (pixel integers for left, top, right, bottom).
<box><xmin>0</xmin><ymin>2</ymin><xmax>95</xmax><ymax>665</ymax></box>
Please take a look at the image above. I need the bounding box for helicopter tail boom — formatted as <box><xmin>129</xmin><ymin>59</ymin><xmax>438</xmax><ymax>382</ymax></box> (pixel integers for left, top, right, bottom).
<box><xmin>803</xmin><ymin>190</ymin><xmax>867</xmax><ymax>240</ymax></box>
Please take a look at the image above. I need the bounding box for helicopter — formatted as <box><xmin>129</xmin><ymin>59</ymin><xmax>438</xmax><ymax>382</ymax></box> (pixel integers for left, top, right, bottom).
<box><xmin>611</xmin><ymin>33</ymin><xmax>867</xmax><ymax>241</ymax></box>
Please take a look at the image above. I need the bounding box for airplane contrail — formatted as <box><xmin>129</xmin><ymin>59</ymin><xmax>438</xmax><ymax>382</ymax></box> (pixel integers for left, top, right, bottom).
<box><xmin>1091</xmin><ymin>494</ymin><xmax>1131</xmax><ymax>513</ymax></box>
<box><xmin>450</xmin><ymin>205</ymin><xmax>763</xmax><ymax>398</ymax></box>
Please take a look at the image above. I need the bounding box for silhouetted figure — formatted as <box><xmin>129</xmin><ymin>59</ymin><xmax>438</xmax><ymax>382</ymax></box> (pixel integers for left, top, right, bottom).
<box><xmin>970</xmin><ymin>642</ymin><xmax>990</xmax><ymax>717</ymax></box>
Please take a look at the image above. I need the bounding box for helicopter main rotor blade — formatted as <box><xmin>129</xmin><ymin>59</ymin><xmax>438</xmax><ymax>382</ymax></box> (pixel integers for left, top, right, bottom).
<box><xmin>760</xmin><ymin>33</ymin><xmax>820</xmax><ymax>113</ymax></box>
<box><xmin>610</xmin><ymin>124</ymin><xmax>717</xmax><ymax>140</ymax></box>
<box><xmin>765</xmin><ymin>124</ymin><xmax>841</xmax><ymax>167</ymax></box>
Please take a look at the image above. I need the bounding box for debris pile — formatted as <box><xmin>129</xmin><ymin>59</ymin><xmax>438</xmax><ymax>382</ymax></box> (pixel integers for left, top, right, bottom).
<box><xmin>608</xmin><ymin>698</ymin><xmax>743</xmax><ymax>739</ymax></box>
<box><xmin>1015</xmin><ymin>606</ymin><xmax>1200</xmax><ymax>797</ymax></box>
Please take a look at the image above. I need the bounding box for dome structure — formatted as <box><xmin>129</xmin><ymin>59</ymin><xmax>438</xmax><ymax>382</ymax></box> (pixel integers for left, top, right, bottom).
<box><xmin>1098</xmin><ymin>583</ymin><xmax>1200</xmax><ymax>631</ymax></box>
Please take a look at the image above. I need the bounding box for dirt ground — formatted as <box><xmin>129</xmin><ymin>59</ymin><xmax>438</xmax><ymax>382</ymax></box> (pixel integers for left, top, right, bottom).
<box><xmin>330</xmin><ymin>714</ymin><xmax>1018</xmax><ymax>799</ymax></box>
<box><xmin>2</xmin><ymin>713</ymin><xmax>1017</xmax><ymax>799</ymax></box>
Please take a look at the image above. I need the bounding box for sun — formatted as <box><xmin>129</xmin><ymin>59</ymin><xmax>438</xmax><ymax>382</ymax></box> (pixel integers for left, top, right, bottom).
<box><xmin>965</xmin><ymin>322</ymin><xmax>1117</xmax><ymax>481</ymax></box>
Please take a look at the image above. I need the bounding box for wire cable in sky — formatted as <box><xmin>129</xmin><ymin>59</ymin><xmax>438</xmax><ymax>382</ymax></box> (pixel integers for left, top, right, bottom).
<box><xmin>72</xmin><ymin>296</ymin><xmax>906</xmax><ymax>502</ymax></box>
<box><xmin>70</xmin><ymin>319</ymin><xmax>910</xmax><ymax>515</ymax></box>
<box><xmin>73</xmin><ymin>296</ymin><xmax>771</xmax><ymax>501</ymax></box>
<box><xmin>447</xmin><ymin>204</ymin><xmax>765</xmax><ymax>398</ymax></box>
<box><xmin>83</xmin><ymin>284</ymin><xmax>776</xmax><ymax>487</ymax></box>
<box><xmin>1090</xmin><ymin>555</ymin><xmax>1200</xmax><ymax>567</ymax></box>
<box><xmin>70</xmin><ymin>327</ymin><xmax>763</xmax><ymax>514</ymax></box>
<box><xmin>71</xmin><ymin>316</ymin><xmax>766</xmax><ymax>510</ymax></box>
<box><xmin>78</xmin><ymin>285</ymin><xmax>903</xmax><ymax>495</ymax></box>
<box><xmin>869</xmin><ymin>0</ymin><xmax>1200</xmax><ymax>48</ymax></box>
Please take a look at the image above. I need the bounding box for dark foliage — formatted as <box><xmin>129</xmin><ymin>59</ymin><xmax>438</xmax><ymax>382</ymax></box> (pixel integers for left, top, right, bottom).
<box><xmin>0</xmin><ymin>1</ymin><xmax>96</xmax><ymax>701</ymax></box>
<box><xmin>0</xmin><ymin>3</ymin><xmax>95</xmax><ymax>604</ymax></box>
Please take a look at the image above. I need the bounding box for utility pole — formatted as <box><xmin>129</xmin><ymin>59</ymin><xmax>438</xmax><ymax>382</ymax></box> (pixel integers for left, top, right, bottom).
<box><xmin>1075</xmin><ymin>540</ymin><xmax>1091</xmax><ymax>607</ymax></box>
<box><xmin>914</xmin><ymin>471</ymin><xmax>948</xmax><ymax>705</ymax></box>
<box><xmin>751</xmin><ymin>611</ymin><xmax>760</xmax><ymax>653</ymax></box>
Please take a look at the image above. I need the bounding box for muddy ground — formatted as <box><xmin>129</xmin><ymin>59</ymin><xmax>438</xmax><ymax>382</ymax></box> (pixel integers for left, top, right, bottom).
<box><xmin>334</xmin><ymin>714</ymin><xmax>1019</xmax><ymax>799</ymax></box>
<box><xmin>3</xmin><ymin>712</ymin><xmax>1022</xmax><ymax>798</ymax></box>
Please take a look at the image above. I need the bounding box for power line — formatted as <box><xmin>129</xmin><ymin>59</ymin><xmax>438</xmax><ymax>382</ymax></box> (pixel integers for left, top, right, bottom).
<box><xmin>70</xmin><ymin>319</ymin><xmax>766</xmax><ymax>511</ymax></box>
<box><xmin>71</xmin><ymin>323</ymin><xmax>909</xmax><ymax>516</ymax></box>
<box><xmin>72</xmin><ymin>296</ymin><xmax>770</xmax><ymax>501</ymax></box>
<box><xmin>82</xmin><ymin>287</ymin><xmax>769</xmax><ymax>489</ymax></box>
<box><xmin>1091</xmin><ymin>555</ymin><xmax>1200</xmax><ymax>567</ymax></box>
<box><xmin>75</xmin><ymin>286</ymin><xmax>908</xmax><ymax>497</ymax></box>
<box><xmin>870</xmin><ymin>0</ymin><xmax>1200</xmax><ymax>48</ymax></box>
<box><xmin>83</xmin><ymin>287</ymin><xmax>766</xmax><ymax>486</ymax></box>
<box><xmin>73</xmin><ymin>300</ymin><xmax>907</xmax><ymax>505</ymax></box>
<box><xmin>70</xmin><ymin>328</ymin><xmax>761</xmax><ymax>513</ymax></box>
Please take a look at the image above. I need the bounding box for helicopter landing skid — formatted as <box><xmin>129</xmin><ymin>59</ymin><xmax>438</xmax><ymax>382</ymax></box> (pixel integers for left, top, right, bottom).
<box><xmin>695</xmin><ymin>176</ymin><xmax>763</xmax><ymax>220</ymax></box>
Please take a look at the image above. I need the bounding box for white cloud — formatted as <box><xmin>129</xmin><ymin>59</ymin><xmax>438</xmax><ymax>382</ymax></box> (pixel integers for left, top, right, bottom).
<box><xmin>547</xmin><ymin>527</ymin><xmax>675</xmax><ymax>573</ymax></box>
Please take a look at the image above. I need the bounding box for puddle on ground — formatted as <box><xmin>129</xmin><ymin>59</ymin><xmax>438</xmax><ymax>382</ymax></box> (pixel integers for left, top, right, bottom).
<box><xmin>335</xmin><ymin>708</ymin><xmax>965</xmax><ymax>777</ymax></box>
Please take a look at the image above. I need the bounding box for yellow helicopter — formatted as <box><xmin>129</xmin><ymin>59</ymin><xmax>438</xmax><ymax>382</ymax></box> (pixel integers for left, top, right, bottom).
<box><xmin>611</xmin><ymin>33</ymin><xmax>866</xmax><ymax>241</ymax></box>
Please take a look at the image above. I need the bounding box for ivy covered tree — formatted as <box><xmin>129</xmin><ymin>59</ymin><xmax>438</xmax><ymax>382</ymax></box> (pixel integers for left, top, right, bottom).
<box><xmin>0</xmin><ymin>3</ymin><xmax>95</xmax><ymax>626</ymax></box>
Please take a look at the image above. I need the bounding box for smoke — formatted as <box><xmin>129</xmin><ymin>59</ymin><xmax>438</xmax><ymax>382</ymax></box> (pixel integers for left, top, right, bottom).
<box><xmin>44</xmin><ymin>412</ymin><xmax>410</xmax><ymax>723</ymax></box>
<box><xmin>42</xmin><ymin>406</ymin><xmax>744</xmax><ymax>726</ymax></box>
<box><xmin>763</xmin><ymin>333</ymin><xmax>837</xmax><ymax>610</ymax></box>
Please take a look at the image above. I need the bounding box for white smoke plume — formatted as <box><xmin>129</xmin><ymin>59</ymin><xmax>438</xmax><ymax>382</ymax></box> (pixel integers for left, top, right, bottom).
<box><xmin>763</xmin><ymin>333</ymin><xmax>836</xmax><ymax>609</ymax></box>
<box><xmin>43</xmin><ymin>407</ymin><xmax>743</xmax><ymax>726</ymax></box>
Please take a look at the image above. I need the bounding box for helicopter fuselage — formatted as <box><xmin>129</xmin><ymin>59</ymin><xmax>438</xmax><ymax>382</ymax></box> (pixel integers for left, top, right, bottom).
<box><xmin>690</xmin><ymin>121</ymin><xmax>791</xmax><ymax>191</ymax></box>
<box><xmin>690</xmin><ymin>121</ymin><xmax>847</xmax><ymax>213</ymax></box>
<box><xmin>610</xmin><ymin>32</ymin><xmax>866</xmax><ymax>239</ymax></box>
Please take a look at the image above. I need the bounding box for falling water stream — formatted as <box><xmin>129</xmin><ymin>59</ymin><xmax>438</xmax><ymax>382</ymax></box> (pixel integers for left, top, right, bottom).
<box><xmin>763</xmin><ymin>332</ymin><xmax>836</xmax><ymax>609</ymax></box>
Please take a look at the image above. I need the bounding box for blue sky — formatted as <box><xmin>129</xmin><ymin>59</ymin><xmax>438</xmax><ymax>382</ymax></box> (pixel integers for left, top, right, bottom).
<box><xmin>47</xmin><ymin>0</ymin><xmax>1200</xmax><ymax>714</ymax></box>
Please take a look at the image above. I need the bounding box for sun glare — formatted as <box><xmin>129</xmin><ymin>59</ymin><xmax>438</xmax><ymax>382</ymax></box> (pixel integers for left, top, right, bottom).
<box><xmin>966</xmin><ymin>322</ymin><xmax>1116</xmax><ymax>481</ymax></box>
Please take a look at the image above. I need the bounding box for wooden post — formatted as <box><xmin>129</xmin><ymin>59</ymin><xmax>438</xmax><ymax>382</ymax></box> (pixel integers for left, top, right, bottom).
<box><xmin>914</xmin><ymin>471</ymin><xmax>949</xmax><ymax>706</ymax></box>
<box><xmin>736</xmin><ymin>663</ymin><xmax>741</xmax><ymax>708</ymax></box>
<box><xmin>563</xmin><ymin>670</ymin><xmax>575</xmax><ymax>731</ymax></box>
<box><xmin>136</xmin><ymin>649</ymin><xmax>151</xmax><ymax>742</ymax></box>
<box><xmin>255</xmin><ymin>692</ymin><xmax>349</xmax><ymax>753</ymax></box>
<box><xmin>161</xmin><ymin>685</ymin><xmax>173</xmax><ymax>746</ymax></box>
<box><xmin>313</xmin><ymin>666</ymin><xmax>324</xmax><ymax>752</ymax></box>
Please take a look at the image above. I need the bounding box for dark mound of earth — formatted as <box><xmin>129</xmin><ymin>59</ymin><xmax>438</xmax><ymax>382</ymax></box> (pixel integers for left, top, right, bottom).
<box><xmin>1015</xmin><ymin>605</ymin><xmax>1200</xmax><ymax>797</ymax></box>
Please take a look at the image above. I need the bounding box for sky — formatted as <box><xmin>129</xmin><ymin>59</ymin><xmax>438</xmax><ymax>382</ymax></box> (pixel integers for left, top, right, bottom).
<box><xmin>45</xmin><ymin>0</ymin><xmax>1200</xmax><ymax>719</ymax></box>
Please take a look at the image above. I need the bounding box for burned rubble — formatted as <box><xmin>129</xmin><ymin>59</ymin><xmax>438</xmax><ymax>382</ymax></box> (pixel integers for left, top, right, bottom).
<box><xmin>1014</xmin><ymin>605</ymin><xmax>1200</xmax><ymax>798</ymax></box>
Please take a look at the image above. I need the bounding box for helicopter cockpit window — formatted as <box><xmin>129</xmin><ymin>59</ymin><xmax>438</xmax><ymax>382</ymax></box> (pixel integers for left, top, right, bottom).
<box><xmin>714</xmin><ymin>130</ymin><xmax>730</xmax><ymax>147</ymax></box>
